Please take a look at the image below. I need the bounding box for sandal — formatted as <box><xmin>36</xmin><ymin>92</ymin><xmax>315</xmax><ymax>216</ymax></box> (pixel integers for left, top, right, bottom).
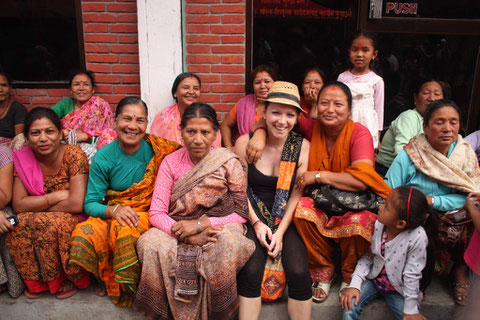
<box><xmin>24</xmin><ymin>289</ymin><xmax>42</xmax><ymax>299</ymax></box>
<box><xmin>312</xmin><ymin>274</ymin><xmax>336</xmax><ymax>303</ymax></box>
<box><xmin>56</xmin><ymin>280</ymin><xmax>78</xmax><ymax>299</ymax></box>
<box><xmin>338</xmin><ymin>281</ymin><xmax>349</xmax><ymax>298</ymax></box>
<box><xmin>453</xmin><ymin>282</ymin><xmax>469</xmax><ymax>306</ymax></box>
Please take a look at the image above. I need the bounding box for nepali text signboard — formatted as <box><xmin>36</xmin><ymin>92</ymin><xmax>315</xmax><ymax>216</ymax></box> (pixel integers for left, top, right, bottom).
<box><xmin>254</xmin><ymin>0</ymin><xmax>354</xmax><ymax>19</ymax></box>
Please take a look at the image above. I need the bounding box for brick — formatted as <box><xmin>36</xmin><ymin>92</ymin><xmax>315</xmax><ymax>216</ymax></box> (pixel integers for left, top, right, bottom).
<box><xmin>94</xmin><ymin>85</ymin><xmax>113</xmax><ymax>94</ymax></box>
<box><xmin>110</xmin><ymin>24</ymin><xmax>138</xmax><ymax>33</ymax></box>
<box><xmin>211</xmin><ymin>65</ymin><xmax>245</xmax><ymax>73</ymax></box>
<box><xmin>83</xmin><ymin>13</ymin><xmax>117</xmax><ymax>23</ymax></box>
<box><xmin>111</xmin><ymin>44</ymin><xmax>138</xmax><ymax>53</ymax></box>
<box><xmin>95</xmin><ymin>74</ymin><xmax>121</xmax><ymax>84</ymax></box>
<box><xmin>112</xmin><ymin>64</ymin><xmax>139</xmax><ymax>73</ymax></box>
<box><xmin>113</xmin><ymin>85</ymin><xmax>140</xmax><ymax>94</ymax></box>
<box><xmin>47</xmin><ymin>89</ymin><xmax>70</xmax><ymax>97</ymax></box>
<box><xmin>187</xmin><ymin>65</ymin><xmax>211</xmax><ymax>73</ymax></box>
<box><xmin>118</xmin><ymin>13</ymin><xmax>137</xmax><ymax>23</ymax></box>
<box><xmin>119</xmin><ymin>55</ymin><xmax>139</xmax><ymax>63</ymax></box>
<box><xmin>211</xmin><ymin>5</ymin><xmax>245</xmax><ymax>13</ymax></box>
<box><xmin>32</xmin><ymin>97</ymin><xmax>62</xmax><ymax>104</ymax></box>
<box><xmin>185</xmin><ymin>5</ymin><xmax>209</xmax><ymax>14</ymax></box>
<box><xmin>15</xmin><ymin>89</ymin><xmax>47</xmax><ymax>96</ymax></box>
<box><xmin>186</xmin><ymin>55</ymin><xmax>220</xmax><ymax>64</ymax></box>
<box><xmin>221</xmin><ymin>75</ymin><xmax>245</xmax><ymax>83</ymax></box>
<box><xmin>221</xmin><ymin>15</ymin><xmax>245</xmax><ymax>24</ymax></box>
<box><xmin>186</xmin><ymin>35</ymin><xmax>220</xmax><ymax>44</ymax></box>
<box><xmin>186</xmin><ymin>16</ymin><xmax>221</xmax><ymax>24</ymax></box>
<box><xmin>107</xmin><ymin>3</ymin><xmax>137</xmax><ymax>12</ymax></box>
<box><xmin>85</xmin><ymin>34</ymin><xmax>117</xmax><ymax>43</ymax></box>
<box><xmin>223</xmin><ymin>0</ymin><xmax>244</xmax><ymax>2</ymax></box>
<box><xmin>119</xmin><ymin>35</ymin><xmax>138</xmax><ymax>44</ymax></box>
<box><xmin>86</xmin><ymin>54</ymin><xmax>119</xmax><ymax>63</ymax></box>
<box><xmin>221</xmin><ymin>35</ymin><xmax>245</xmax><ymax>44</ymax></box>
<box><xmin>221</xmin><ymin>55</ymin><xmax>244</xmax><ymax>64</ymax></box>
<box><xmin>211</xmin><ymin>84</ymin><xmax>244</xmax><ymax>93</ymax></box>
<box><xmin>214</xmin><ymin>103</ymin><xmax>234</xmax><ymax>112</ymax></box>
<box><xmin>200</xmin><ymin>84</ymin><xmax>210</xmax><ymax>92</ymax></box>
<box><xmin>186</xmin><ymin>25</ymin><xmax>210</xmax><ymax>34</ymax></box>
<box><xmin>13</xmin><ymin>96</ymin><xmax>31</xmax><ymax>105</ymax></box>
<box><xmin>103</xmin><ymin>94</ymin><xmax>128</xmax><ymax>104</ymax></box>
<box><xmin>187</xmin><ymin>0</ymin><xmax>220</xmax><ymax>3</ymax></box>
<box><xmin>211</xmin><ymin>25</ymin><xmax>244</xmax><ymax>34</ymax></box>
<box><xmin>85</xmin><ymin>44</ymin><xmax>110</xmax><ymax>53</ymax></box>
<box><xmin>86</xmin><ymin>63</ymin><xmax>112</xmax><ymax>73</ymax></box>
<box><xmin>212</xmin><ymin>45</ymin><xmax>244</xmax><ymax>53</ymax></box>
<box><xmin>221</xmin><ymin>93</ymin><xmax>244</xmax><ymax>102</ymax></box>
<box><xmin>122</xmin><ymin>75</ymin><xmax>140</xmax><ymax>83</ymax></box>
<box><xmin>200</xmin><ymin>94</ymin><xmax>221</xmax><ymax>103</ymax></box>
<box><xmin>82</xmin><ymin>3</ymin><xmax>105</xmax><ymax>12</ymax></box>
<box><xmin>84</xmin><ymin>24</ymin><xmax>109</xmax><ymax>33</ymax></box>
<box><xmin>186</xmin><ymin>45</ymin><xmax>211</xmax><ymax>54</ymax></box>
<box><xmin>198</xmin><ymin>74</ymin><xmax>221</xmax><ymax>83</ymax></box>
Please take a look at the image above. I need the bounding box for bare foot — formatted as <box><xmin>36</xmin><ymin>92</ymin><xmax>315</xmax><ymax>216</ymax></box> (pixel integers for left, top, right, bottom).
<box><xmin>56</xmin><ymin>280</ymin><xmax>77</xmax><ymax>299</ymax></box>
<box><xmin>95</xmin><ymin>282</ymin><xmax>107</xmax><ymax>297</ymax></box>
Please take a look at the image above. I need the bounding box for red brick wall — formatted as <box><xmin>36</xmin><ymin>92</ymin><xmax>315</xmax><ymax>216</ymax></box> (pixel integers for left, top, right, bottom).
<box><xmin>185</xmin><ymin>0</ymin><xmax>246</xmax><ymax>119</ymax></box>
<box><xmin>12</xmin><ymin>0</ymin><xmax>140</xmax><ymax>111</ymax></box>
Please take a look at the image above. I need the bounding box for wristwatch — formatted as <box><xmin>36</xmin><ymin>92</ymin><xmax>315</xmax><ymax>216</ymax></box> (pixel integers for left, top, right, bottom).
<box><xmin>315</xmin><ymin>171</ymin><xmax>321</xmax><ymax>184</ymax></box>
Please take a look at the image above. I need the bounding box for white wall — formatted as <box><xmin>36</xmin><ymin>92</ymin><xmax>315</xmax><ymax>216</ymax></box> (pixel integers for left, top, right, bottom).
<box><xmin>137</xmin><ymin>0</ymin><xmax>183</xmax><ymax>130</ymax></box>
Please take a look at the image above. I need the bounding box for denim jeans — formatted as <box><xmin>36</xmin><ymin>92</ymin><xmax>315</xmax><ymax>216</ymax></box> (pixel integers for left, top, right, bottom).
<box><xmin>342</xmin><ymin>279</ymin><xmax>405</xmax><ymax>320</ymax></box>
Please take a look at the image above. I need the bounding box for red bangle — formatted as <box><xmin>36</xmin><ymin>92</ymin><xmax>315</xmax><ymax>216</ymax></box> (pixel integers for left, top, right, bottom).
<box><xmin>85</xmin><ymin>133</ymin><xmax>91</xmax><ymax>143</ymax></box>
<box><xmin>252</xmin><ymin>219</ymin><xmax>262</xmax><ymax>228</ymax></box>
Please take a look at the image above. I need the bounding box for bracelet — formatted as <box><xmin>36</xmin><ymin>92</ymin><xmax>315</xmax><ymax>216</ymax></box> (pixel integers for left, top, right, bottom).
<box><xmin>112</xmin><ymin>205</ymin><xmax>120</xmax><ymax>215</ymax></box>
<box><xmin>252</xmin><ymin>127</ymin><xmax>266</xmax><ymax>134</ymax></box>
<box><xmin>197</xmin><ymin>219</ymin><xmax>202</xmax><ymax>233</ymax></box>
<box><xmin>252</xmin><ymin>219</ymin><xmax>262</xmax><ymax>228</ymax></box>
<box><xmin>45</xmin><ymin>194</ymin><xmax>51</xmax><ymax>207</ymax></box>
<box><xmin>85</xmin><ymin>133</ymin><xmax>92</xmax><ymax>143</ymax></box>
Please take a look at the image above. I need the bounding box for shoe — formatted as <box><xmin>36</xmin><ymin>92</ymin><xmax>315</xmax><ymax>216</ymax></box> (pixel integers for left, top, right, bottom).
<box><xmin>312</xmin><ymin>274</ymin><xmax>336</xmax><ymax>303</ymax></box>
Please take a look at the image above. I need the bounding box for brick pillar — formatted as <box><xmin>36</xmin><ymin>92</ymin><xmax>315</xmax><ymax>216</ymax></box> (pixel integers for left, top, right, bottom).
<box><xmin>184</xmin><ymin>0</ymin><xmax>246</xmax><ymax>120</ymax></box>
<box><xmin>83</xmin><ymin>0</ymin><xmax>140</xmax><ymax>106</ymax></box>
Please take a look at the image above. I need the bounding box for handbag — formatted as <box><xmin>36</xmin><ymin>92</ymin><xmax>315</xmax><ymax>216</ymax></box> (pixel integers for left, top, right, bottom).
<box><xmin>304</xmin><ymin>183</ymin><xmax>385</xmax><ymax>217</ymax></box>
<box><xmin>435</xmin><ymin>209</ymin><xmax>471</xmax><ymax>247</ymax></box>
<box><xmin>260</xmin><ymin>255</ymin><xmax>286</xmax><ymax>302</ymax></box>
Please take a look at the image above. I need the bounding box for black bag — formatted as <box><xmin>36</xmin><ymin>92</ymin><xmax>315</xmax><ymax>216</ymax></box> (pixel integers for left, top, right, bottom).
<box><xmin>304</xmin><ymin>184</ymin><xmax>385</xmax><ymax>217</ymax></box>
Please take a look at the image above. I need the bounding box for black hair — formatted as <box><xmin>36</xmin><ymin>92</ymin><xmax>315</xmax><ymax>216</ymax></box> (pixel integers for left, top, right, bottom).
<box><xmin>24</xmin><ymin>107</ymin><xmax>62</xmax><ymax>136</ymax></box>
<box><xmin>412</xmin><ymin>78</ymin><xmax>445</xmax><ymax>97</ymax></box>
<box><xmin>317</xmin><ymin>81</ymin><xmax>353</xmax><ymax>110</ymax></box>
<box><xmin>423</xmin><ymin>99</ymin><xmax>460</xmax><ymax>127</ymax></box>
<box><xmin>179</xmin><ymin>102</ymin><xmax>220</xmax><ymax>132</ymax></box>
<box><xmin>349</xmin><ymin>31</ymin><xmax>377</xmax><ymax>50</ymax></box>
<box><xmin>115</xmin><ymin>96</ymin><xmax>149</xmax><ymax>118</ymax></box>
<box><xmin>394</xmin><ymin>186</ymin><xmax>428</xmax><ymax>229</ymax></box>
<box><xmin>0</xmin><ymin>72</ymin><xmax>12</xmax><ymax>86</ymax></box>
<box><xmin>301</xmin><ymin>67</ymin><xmax>326</xmax><ymax>86</ymax></box>
<box><xmin>171</xmin><ymin>72</ymin><xmax>202</xmax><ymax>101</ymax></box>
<box><xmin>69</xmin><ymin>70</ymin><xmax>95</xmax><ymax>88</ymax></box>
<box><xmin>251</xmin><ymin>64</ymin><xmax>278</xmax><ymax>87</ymax></box>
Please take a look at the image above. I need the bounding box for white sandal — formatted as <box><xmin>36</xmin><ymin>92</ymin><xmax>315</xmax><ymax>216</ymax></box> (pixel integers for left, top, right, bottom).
<box><xmin>338</xmin><ymin>281</ymin><xmax>349</xmax><ymax>298</ymax></box>
<box><xmin>312</xmin><ymin>275</ymin><xmax>336</xmax><ymax>303</ymax></box>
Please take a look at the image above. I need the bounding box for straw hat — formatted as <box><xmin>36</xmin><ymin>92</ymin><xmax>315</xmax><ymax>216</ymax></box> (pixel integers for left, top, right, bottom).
<box><xmin>259</xmin><ymin>81</ymin><xmax>306</xmax><ymax>113</ymax></box>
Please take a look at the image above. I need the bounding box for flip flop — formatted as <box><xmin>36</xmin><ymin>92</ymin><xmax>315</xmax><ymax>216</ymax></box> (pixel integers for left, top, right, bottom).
<box><xmin>312</xmin><ymin>274</ymin><xmax>336</xmax><ymax>303</ymax></box>
<box><xmin>56</xmin><ymin>287</ymin><xmax>78</xmax><ymax>299</ymax></box>
<box><xmin>24</xmin><ymin>289</ymin><xmax>42</xmax><ymax>299</ymax></box>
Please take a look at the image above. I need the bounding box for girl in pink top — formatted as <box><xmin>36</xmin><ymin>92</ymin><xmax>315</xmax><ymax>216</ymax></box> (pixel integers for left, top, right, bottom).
<box><xmin>338</xmin><ymin>32</ymin><xmax>384</xmax><ymax>148</ymax></box>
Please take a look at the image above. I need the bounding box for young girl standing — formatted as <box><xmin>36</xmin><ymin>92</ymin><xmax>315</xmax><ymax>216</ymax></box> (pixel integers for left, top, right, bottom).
<box><xmin>338</xmin><ymin>32</ymin><xmax>384</xmax><ymax>148</ymax></box>
<box><xmin>341</xmin><ymin>186</ymin><xmax>428</xmax><ymax>320</ymax></box>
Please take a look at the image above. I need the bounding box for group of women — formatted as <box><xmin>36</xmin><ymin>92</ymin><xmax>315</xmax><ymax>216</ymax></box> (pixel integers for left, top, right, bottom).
<box><xmin>0</xmin><ymin>63</ymin><xmax>478</xmax><ymax>320</ymax></box>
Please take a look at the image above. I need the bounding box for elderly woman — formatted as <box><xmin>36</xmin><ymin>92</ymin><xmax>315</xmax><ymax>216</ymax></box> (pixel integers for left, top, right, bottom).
<box><xmin>150</xmin><ymin>72</ymin><xmax>221</xmax><ymax>147</ymax></box>
<box><xmin>0</xmin><ymin>72</ymin><xmax>27</xmax><ymax>147</ymax></box>
<box><xmin>376</xmin><ymin>78</ymin><xmax>445</xmax><ymax>176</ymax></box>
<box><xmin>300</xmin><ymin>67</ymin><xmax>325</xmax><ymax>118</ymax></box>
<box><xmin>6</xmin><ymin>108</ymin><xmax>90</xmax><ymax>299</ymax></box>
<box><xmin>0</xmin><ymin>144</ymin><xmax>24</xmax><ymax>297</ymax></box>
<box><xmin>69</xmin><ymin>97</ymin><xmax>179</xmax><ymax>306</ymax></box>
<box><xmin>133</xmin><ymin>102</ymin><xmax>255</xmax><ymax>319</ymax></box>
<box><xmin>52</xmin><ymin>70</ymin><xmax>116</xmax><ymax>153</ymax></box>
<box><xmin>385</xmin><ymin>99</ymin><xmax>480</xmax><ymax>305</ymax></box>
<box><xmin>235</xmin><ymin>82</ymin><xmax>312</xmax><ymax>320</ymax></box>
<box><xmin>220</xmin><ymin>64</ymin><xmax>277</xmax><ymax>147</ymax></box>
<box><xmin>246</xmin><ymin>82</ymin><xmax>391</xmax><ymax>302</ymax></box>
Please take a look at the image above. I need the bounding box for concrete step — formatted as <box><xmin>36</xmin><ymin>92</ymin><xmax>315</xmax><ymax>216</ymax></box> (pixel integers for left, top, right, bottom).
<box><xmin>0</xmin><ymin>278</ymin><xmax>464</xmax><ymax>320</ymax></box>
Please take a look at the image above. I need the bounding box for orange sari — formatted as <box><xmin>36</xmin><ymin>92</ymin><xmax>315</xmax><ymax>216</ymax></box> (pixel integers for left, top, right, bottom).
<box><xmin>294</xmin><ymin>119</ymin><xmax>391</xmax><ymax>282</ymax></box>
<box><xmin>69</xmin><ymin>135</ymin><xmax>180</xmax><ymax>307</ymax></box>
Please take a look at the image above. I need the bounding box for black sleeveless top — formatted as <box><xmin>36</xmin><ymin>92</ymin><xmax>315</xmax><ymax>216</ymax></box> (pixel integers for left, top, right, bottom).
<box><xmin>248</xmin><ymin>163</ymin><xmax>277</xmax><ymax>212</ymax></box>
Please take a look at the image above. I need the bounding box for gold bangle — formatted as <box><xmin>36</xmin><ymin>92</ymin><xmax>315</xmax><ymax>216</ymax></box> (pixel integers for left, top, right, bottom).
<box><xmin>112</xmin><ymin>205</ymin><xmax>120</xmax><ymax>215</ymax></box>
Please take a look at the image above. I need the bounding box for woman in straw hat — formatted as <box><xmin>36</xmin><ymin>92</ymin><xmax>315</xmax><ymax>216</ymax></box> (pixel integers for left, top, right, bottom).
<box><xmin>235</xmin><ymin>81</ymin><xmax>312</xmax><ymax>320</ymax></box>
<box><xmin>246</xmin><ymin>81</ymin><xmax>391</xmax><ymax>303</ymax></box>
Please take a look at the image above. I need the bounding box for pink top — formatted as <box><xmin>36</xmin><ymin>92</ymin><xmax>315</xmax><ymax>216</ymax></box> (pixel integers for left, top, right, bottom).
<box><xmin>465</xmin><ymin>230</ymin><xmax>480</xmax><ymax>275</ymax></box>
<box><xmin>338</xmin><ymin>70</ymin><xmax>385</xmax><ymax>130</ymax></box>
<box><xmin>149</xmin><ymin>147</ymin><xmax>245</xmax><ymax>235</ymax></box>
<box><xmin>150</xmin><ymin>104</ymin><xmax>221</xmax><ymax>147</ymax></box>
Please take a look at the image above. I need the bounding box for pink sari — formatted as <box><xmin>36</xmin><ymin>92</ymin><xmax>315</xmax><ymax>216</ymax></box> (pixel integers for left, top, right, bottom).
<box><xmin>62</xmin><ymin>95</ymin><xmax>116</xmax><ymax>149</ymax></box>
<box><xmin>236</xmin><ymin>94</ymin><xmax>257</xmax><ymax>136</ymax></box>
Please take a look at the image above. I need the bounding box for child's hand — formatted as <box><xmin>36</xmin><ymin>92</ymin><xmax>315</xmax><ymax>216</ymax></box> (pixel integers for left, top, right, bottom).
<box><xmin>403</xmin><ymin>313</ymin><xmax>426</xmax><ymax>320</ymax></box>
<box><xmin>340</xmin><ymin>287</ymin><xmax>360</xmax><ymax>310</ymax></box>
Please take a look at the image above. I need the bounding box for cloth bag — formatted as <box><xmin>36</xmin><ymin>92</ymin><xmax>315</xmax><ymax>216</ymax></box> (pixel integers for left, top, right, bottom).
<box><xmin>261</xmin><ymin>256</ymin><xmax>286</xmax><ymax>302</ymax></box>
<box><xmin>435</xmin><ymin>209</ymin><xmax>472</xmax><ymax>247</ymax></box>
